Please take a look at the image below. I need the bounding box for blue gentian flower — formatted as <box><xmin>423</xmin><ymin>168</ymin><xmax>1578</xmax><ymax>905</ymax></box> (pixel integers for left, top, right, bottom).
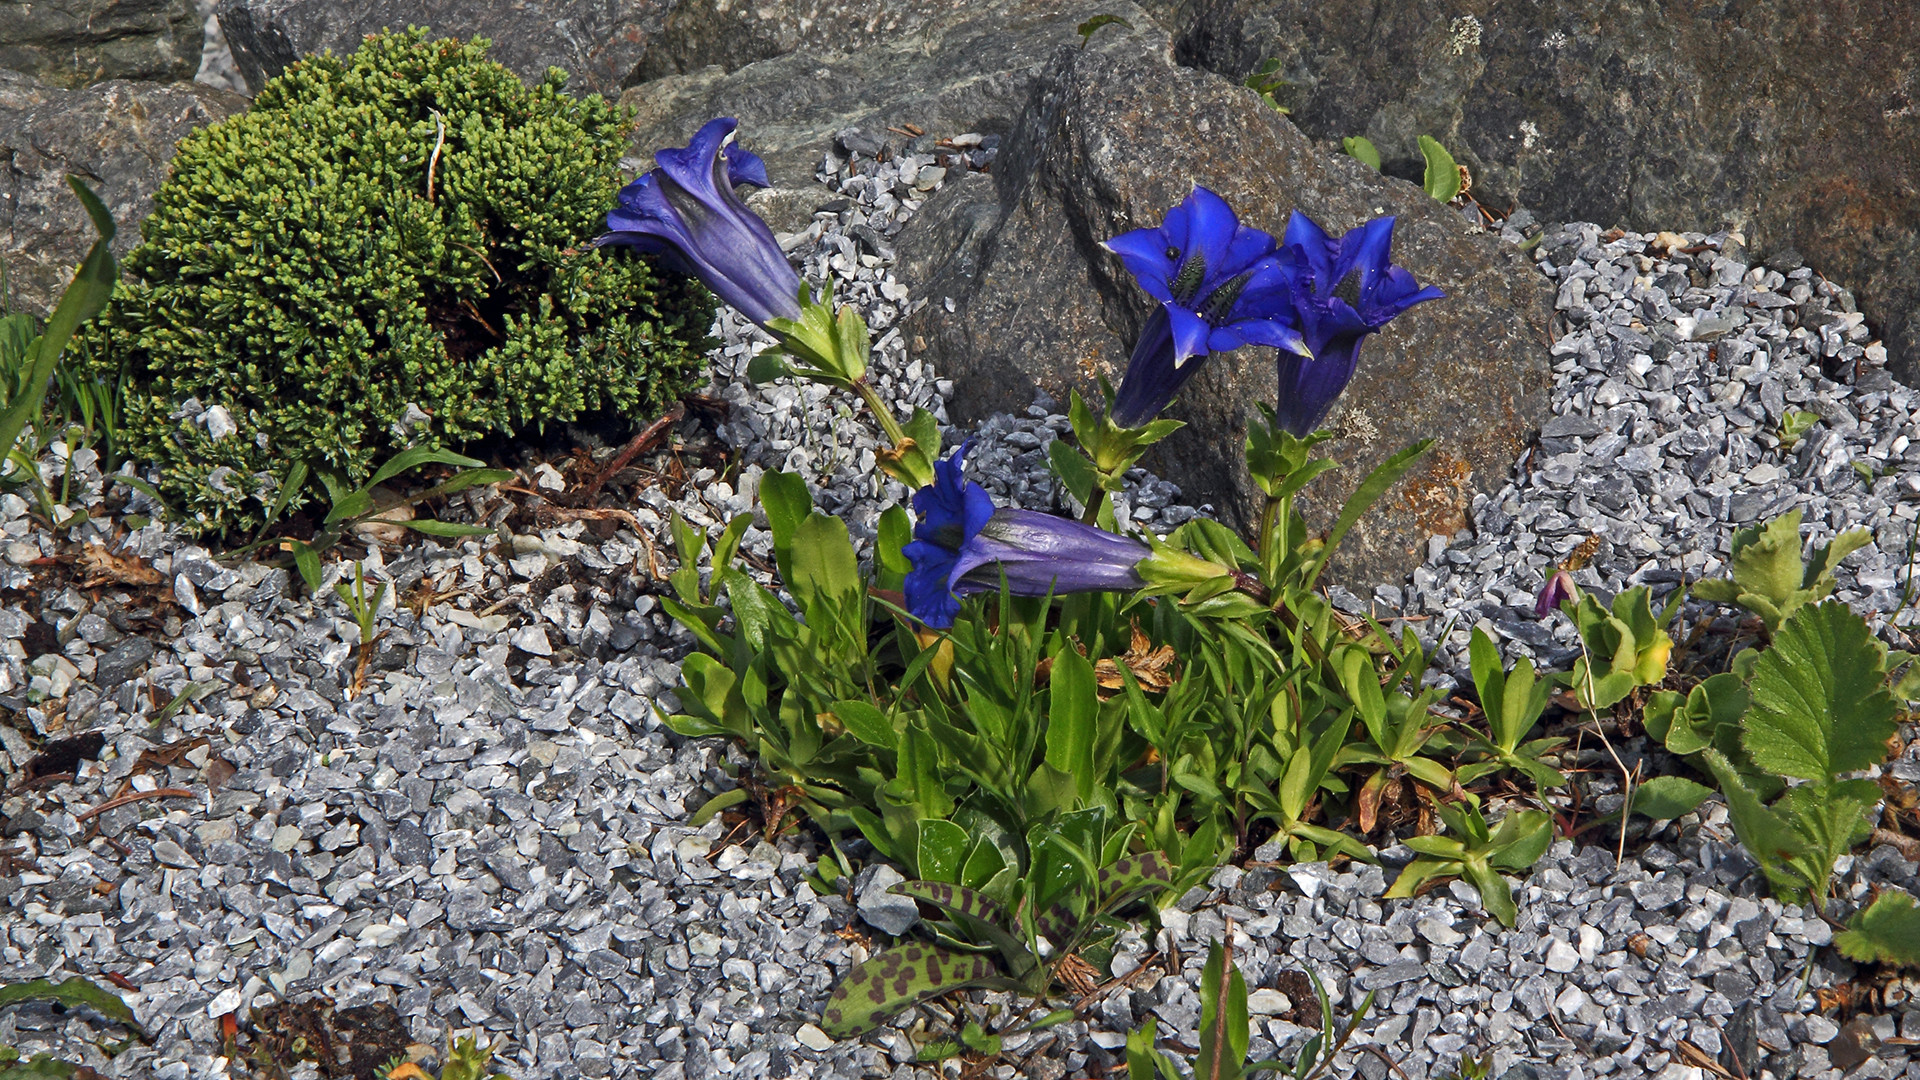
<box><xmin>597</xmin><ymin>117</ymin><xmax>804</xmax><ymax>328</ymax></box>
<box><xmin>1103</xmin><ymin>186</ymin><xmax>1307</xmax><ymax>428</ymax></box>
<box><xmin>1272</xmin><ymin>211</ymin><xmax>1445</xmax><ymax>436</ymax></box>
<box><xmin>903</xmin><ymin>446</ymin><xmax>1150</xmax><ymax>628</ymax></box>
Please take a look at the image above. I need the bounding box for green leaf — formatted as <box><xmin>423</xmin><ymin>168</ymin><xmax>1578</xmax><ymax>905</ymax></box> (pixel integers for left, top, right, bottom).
<box><xmin>877</xmin><ymin>504</ymin><xmax>914</xmax><ymax>579</ymax></box>
<box><xmin>820</xmin><ymin>944</ymin><xmax>999</xmax><ymax>1037</ymax></box>
<box><xmin>1195</xmin><ymin>941</ymin><xmax>1250</xmax><ymax>1080</ymax></box>
<box><xmin>746</xmin><ymin>347</ymin><xmax>795</xmax><ymax>384</ymax></box>
<box><xmin>831</xmin><ymin>699</ymin><xmax>896</xmax><ymax>749</ymax></box>
<box><xmin>368</xmin><ymin>446</ymin><xmax>488</xmax><ymax>489</ymax></box>
<box><xmin>286</xmin><ymin>539</ymin><xmax>323</xmax><ymax>596</ymax></box>
<box><xmin>1126</xmin><ymin>1017</ymin><xmax>1176</xmax><ymax>1080</ymax></box>
<box><xmin>1310</xmin><ymin>439</ymin><xmax>1432</xmax><ymax>585</ymax></box>
<box><xmin>687</xmin><ymin>787</ymin><xmax>749</xmax><ymax>827</ymax></box>
<box><xmin>1047</xmin><ymin>439</ymin><xmax>1099</xmax><ymax>507</ymax></box>
<box><xmin>262</xmin><ymin>460</ymin><xmax>311</xmax><ymax>532</ymax></box>
<box><xmin>892</xmin><ymin>879</ymin><xmax>1006</xmax><ymax>926</ymax></box>
<box><xmin>1077</xmin><ymin>13</ymin><xmax>1134</xmax><ymax>46</ymax></box>
<box><xmin>1743</xmin><ymin>600</ymin><xmax>1897</xmax><ymax>782</ymax></box>
<box><xmin>1837</xmin><ymin>889</ymin><xmax>1920</xmax><ymax>967</ymax></box>
<box><xmin>0</xmin><ymin>179</ymin><xmax>115</xmax><ymax>478</ymax></box>
<box><xmin>1703</xmin><ymin>749</ymin><xmax>1812</xmax><ymax>901</ymax></box>
<box><xmin>398</xmin><ymin>519</ymin><xmax>495</xmax><ymax>538</ymax></box>
<box><xmin>791</xmin><ymin>512</ymin><xmax>862</xmax><ymax>616</ymax></box>
<box><xmin>0</xmin><ymin>977</ymin><xmax>143</xmax><ymax>1038</ymax></box>
<box><xmin>1419</xmin><ymin>135</ymin><xmax>1461</xmax><ymax>202</ymax></box>
<box><xmin>759</xmin><ymin>471</ymin><xmax>812</xmax><ymax>582</ymax></box>
<box><xmin>1630</xmin><ymin>776</ymin><xmax>1715</xmax><ymax>820</ymax></box>
<box><xmin>1046</xmin><ymin>647</ymin><xmax>1099</xmax><ymax>803</ymax></box>
<box><xmin>915</xmin><ymin>820</ymin><xmax>970</xmax><ymax>883</ymax></box>
<box><xmin>1342</xmin><ymin>136</ymin><xmax>1383</xmax><ymax>170</ymax></box>
<box><xmin>1464</xmin><ymin>861</ymin><xmax>1518</xmax><ymax>928</ymax></box>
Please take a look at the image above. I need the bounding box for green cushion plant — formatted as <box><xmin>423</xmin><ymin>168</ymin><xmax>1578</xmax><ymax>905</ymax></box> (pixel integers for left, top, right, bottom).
<box><xmin>77</xmin><ymin>29</ymin><xmax>713</xmax><ymax>533</ymax></box>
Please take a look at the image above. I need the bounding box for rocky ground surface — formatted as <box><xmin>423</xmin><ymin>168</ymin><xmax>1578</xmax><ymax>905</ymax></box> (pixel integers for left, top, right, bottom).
<box><xmin>1</xmin><ymin>133</ymin><xmax>1918</xmax><ymax>1080</ymax></box>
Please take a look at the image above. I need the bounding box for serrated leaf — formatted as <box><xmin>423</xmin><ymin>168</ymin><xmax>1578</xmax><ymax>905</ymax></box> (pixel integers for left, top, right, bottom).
<box><xmin>1631</xmin><ymin>776</ymin><xmax>1715</xmax><ymax>820</ymax></box>
<box><xmin>1836</xmin><ymin>889</ymin><xmax>1920</xmax><ymax>966</ymax></box>
<box><xmin>0</xmin><ymin>977</ymin><xmax>143</xmax><ymax>1037</ymax></box>
<box><xmin>820</xmin><ymin>943</ymin><xmax>997</xmax><ymax>1037</ymax></box>
<box><xmin>1743</xmin><ymin>601</ymin><xmax>1896</xmax><ymax>781</ymax></box>
<box><xmin>1703</xmin><ymin>749</ymin><xmax>1812</xmax><ymax>901</ymax></box>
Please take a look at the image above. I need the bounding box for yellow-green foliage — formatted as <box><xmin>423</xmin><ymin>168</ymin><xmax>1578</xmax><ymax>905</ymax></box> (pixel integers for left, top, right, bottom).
<box><xmin>79</xmin><ymin>30</ymin><xmax>713</xmax><ymax>533</ymax></box>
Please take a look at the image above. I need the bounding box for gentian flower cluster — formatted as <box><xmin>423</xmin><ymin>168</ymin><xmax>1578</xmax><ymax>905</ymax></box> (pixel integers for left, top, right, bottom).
<box><xmin>1102</xmin><ymin>187</ymin><xmax>1305</xmax><ymax>428</ymax></box>
<box><xmin>597</xmin><ymin>117</ymin><xmax>803</xmax><ymax>329</ymax></box>
<box><xmin>1103</xmin><ymin>189</ymin><xmax>1443</xmax><ymax>435</ymax></box>
<box><xmin>903</xmin><ymin>445</ymin><xmax>1150</xmax><ymax>628</ymax></box>
<box><xmin>1272</xmin><ymin>211</ymin><xmax>1446</xmax><ymax>436</ymax></box>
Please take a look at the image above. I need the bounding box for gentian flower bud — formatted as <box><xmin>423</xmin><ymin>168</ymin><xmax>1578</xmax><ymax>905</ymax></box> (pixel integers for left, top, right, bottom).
<box><xmin>1535</xmin><ymin>570</ymin><xmax>1578</xmax><ymax>618</ymax></box>
<box><xmin>597</xmin><ymin>117</ymin><xmax>804</xmax><ymax>328</ymax></box>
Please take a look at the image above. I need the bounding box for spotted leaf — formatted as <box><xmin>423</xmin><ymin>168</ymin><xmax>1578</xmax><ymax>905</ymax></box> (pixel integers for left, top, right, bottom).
<box><xmin>891</xmin><ymin>880</ymin><xmax>1004</xmax><ymax>926</ymax></box>
<box><xmin>820</xmin><ymin>943</ymin><xmax>997</xmax><ymax>1037</ymax></box>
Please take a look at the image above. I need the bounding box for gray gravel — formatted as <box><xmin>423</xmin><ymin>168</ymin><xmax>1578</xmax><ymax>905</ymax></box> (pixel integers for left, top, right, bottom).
<box><xmin>1</xmin><ymin>130</ymin><xmax>1917</xmax><ymax>1080</ymax></box>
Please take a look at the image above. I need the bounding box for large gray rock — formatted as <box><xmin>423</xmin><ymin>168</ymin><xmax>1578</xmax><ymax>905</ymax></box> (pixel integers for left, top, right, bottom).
<box><xmin>622</xmin><ymin>0</ymin><xmax>1145</xmax><ymax>232</ymax></box>
<box><xmin>1154</xmin><ymin>0</ymin><xmax>1920</xmax><ymax>385</ymax></box>
<box><xmin>215</xmin><ymin>0</ymin><xmax>1056</xmax><ymax>99</ymax></box>
<box><xmin>0</xmin><ymin>0</ymin><xmax>203</xmax><ymax>88</ymax></box>
<box><xmin>895</xmin><ymin>27</ymin><xmax>1555</xmax><ymax>591</ymax></box>
<box><xmin>214</xmin><ymin>0</ymin><xmax>665</xmax><ymax>96</ymax></box>
<box><xmin>0</xmin><ymin>71</ymin><xmax>246</xmax><ymax>315</ymax></box>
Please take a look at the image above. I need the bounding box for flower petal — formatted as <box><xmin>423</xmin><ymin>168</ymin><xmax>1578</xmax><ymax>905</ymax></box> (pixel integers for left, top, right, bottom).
<box><xmin>1165</xmin><ymin>303</ymin><xmax>1214</xmax><ymax>368</ymax></box>
<box><xmin>1103</xmin><ymin>227</ymin><xmax>1178</xmax><ymax>301</ymax></box>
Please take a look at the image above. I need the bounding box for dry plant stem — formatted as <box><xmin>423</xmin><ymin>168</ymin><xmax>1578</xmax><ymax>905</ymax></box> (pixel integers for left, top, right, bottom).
<box><xmin>574</xmin><ymin>402</ymin><xmax>685</xmax><ymax>500</ymax></box>
<box><xmin>1573</xmin><ymin>630</ymin><xmax>1635</xmax><ymax>867</ymax></box>
<box><xmin>425</xmin><ymin>109</ymin><xmax>446</xmax><ymax>203</ymax></box>
<box><xmin>76</xmin><ymin>787</ymin><xmax>197</xmax><ymax>821</ymax></box>
<box><xmin>1206</xmin><ymin>916</ymin><xmax>1238</xmax><ymax>1080</ymax></box>
<box><xmin>1872</xmin><ymin>828</ymin><xmax>1920</xmax><ymax>860</ymax></box>
<box><xmin>538</xmin><ymin>505</ymin><xmax>666</xmax><ymax>578</ymax></box>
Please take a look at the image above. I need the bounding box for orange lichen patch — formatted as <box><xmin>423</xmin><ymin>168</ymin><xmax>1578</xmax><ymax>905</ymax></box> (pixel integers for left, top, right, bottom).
<box><xmin>1400</xmin><ymin>448</ymin><xmax>1475</xmax><ymax>540</ymax></box>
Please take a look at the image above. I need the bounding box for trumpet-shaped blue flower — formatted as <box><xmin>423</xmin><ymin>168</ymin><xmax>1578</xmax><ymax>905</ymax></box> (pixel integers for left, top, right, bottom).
<box><xmin>903</xmin><ymin>445</ymin><xmax>1149</xmax><ymax>628</ymax></box>
<box><xmin>597</xmin><ymin>117</ymin><xmax>803</xmax><ymax>328</ymax></box>
<box><xmin>1272</xmin><ymin>211</ymin><xmax>1445</xmax><ymax>436</ymax></box>
<box><xmin>1103</xmin><ymin>186</ymin><xmax>1307</xmax><ymax>428</ymax></box>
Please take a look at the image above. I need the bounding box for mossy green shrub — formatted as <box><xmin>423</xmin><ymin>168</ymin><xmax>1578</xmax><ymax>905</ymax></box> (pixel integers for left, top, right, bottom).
<box><xmin>78</xmin><ymin>29</ymin><xmax>714</xmax><ymax>533</ymax></box>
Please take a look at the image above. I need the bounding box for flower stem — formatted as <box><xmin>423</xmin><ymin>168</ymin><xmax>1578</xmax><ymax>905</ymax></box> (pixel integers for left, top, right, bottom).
<box><xmin>1080</xmin><ymin>487</ymin><xmax>1108</xmax><ymax>527</ymax></box>
<box><xmin>852</xmin><ymin>379</ymin><xmax>907</xmax><ymax>448</ymax></box>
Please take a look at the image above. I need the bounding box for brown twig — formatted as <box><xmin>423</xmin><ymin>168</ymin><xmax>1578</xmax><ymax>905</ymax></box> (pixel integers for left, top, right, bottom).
<box><xmin>75</xmin><ymin>787</ymin><xmax>197</xmax><ymax>822</ymax></box>
<box><xmin>425</xmin><ymin>109</ymin><xmax>446</xmax><ymax>203</ymax></box>
<box><xmin>1873</xmin><ymin>828</ymin><xmax>1920</xmax><ymax>861</ymax></box>
<box><xmin>572</xmin><ymin>402</ymin><xmax>685</xmax><ymax>501</ymax></box>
